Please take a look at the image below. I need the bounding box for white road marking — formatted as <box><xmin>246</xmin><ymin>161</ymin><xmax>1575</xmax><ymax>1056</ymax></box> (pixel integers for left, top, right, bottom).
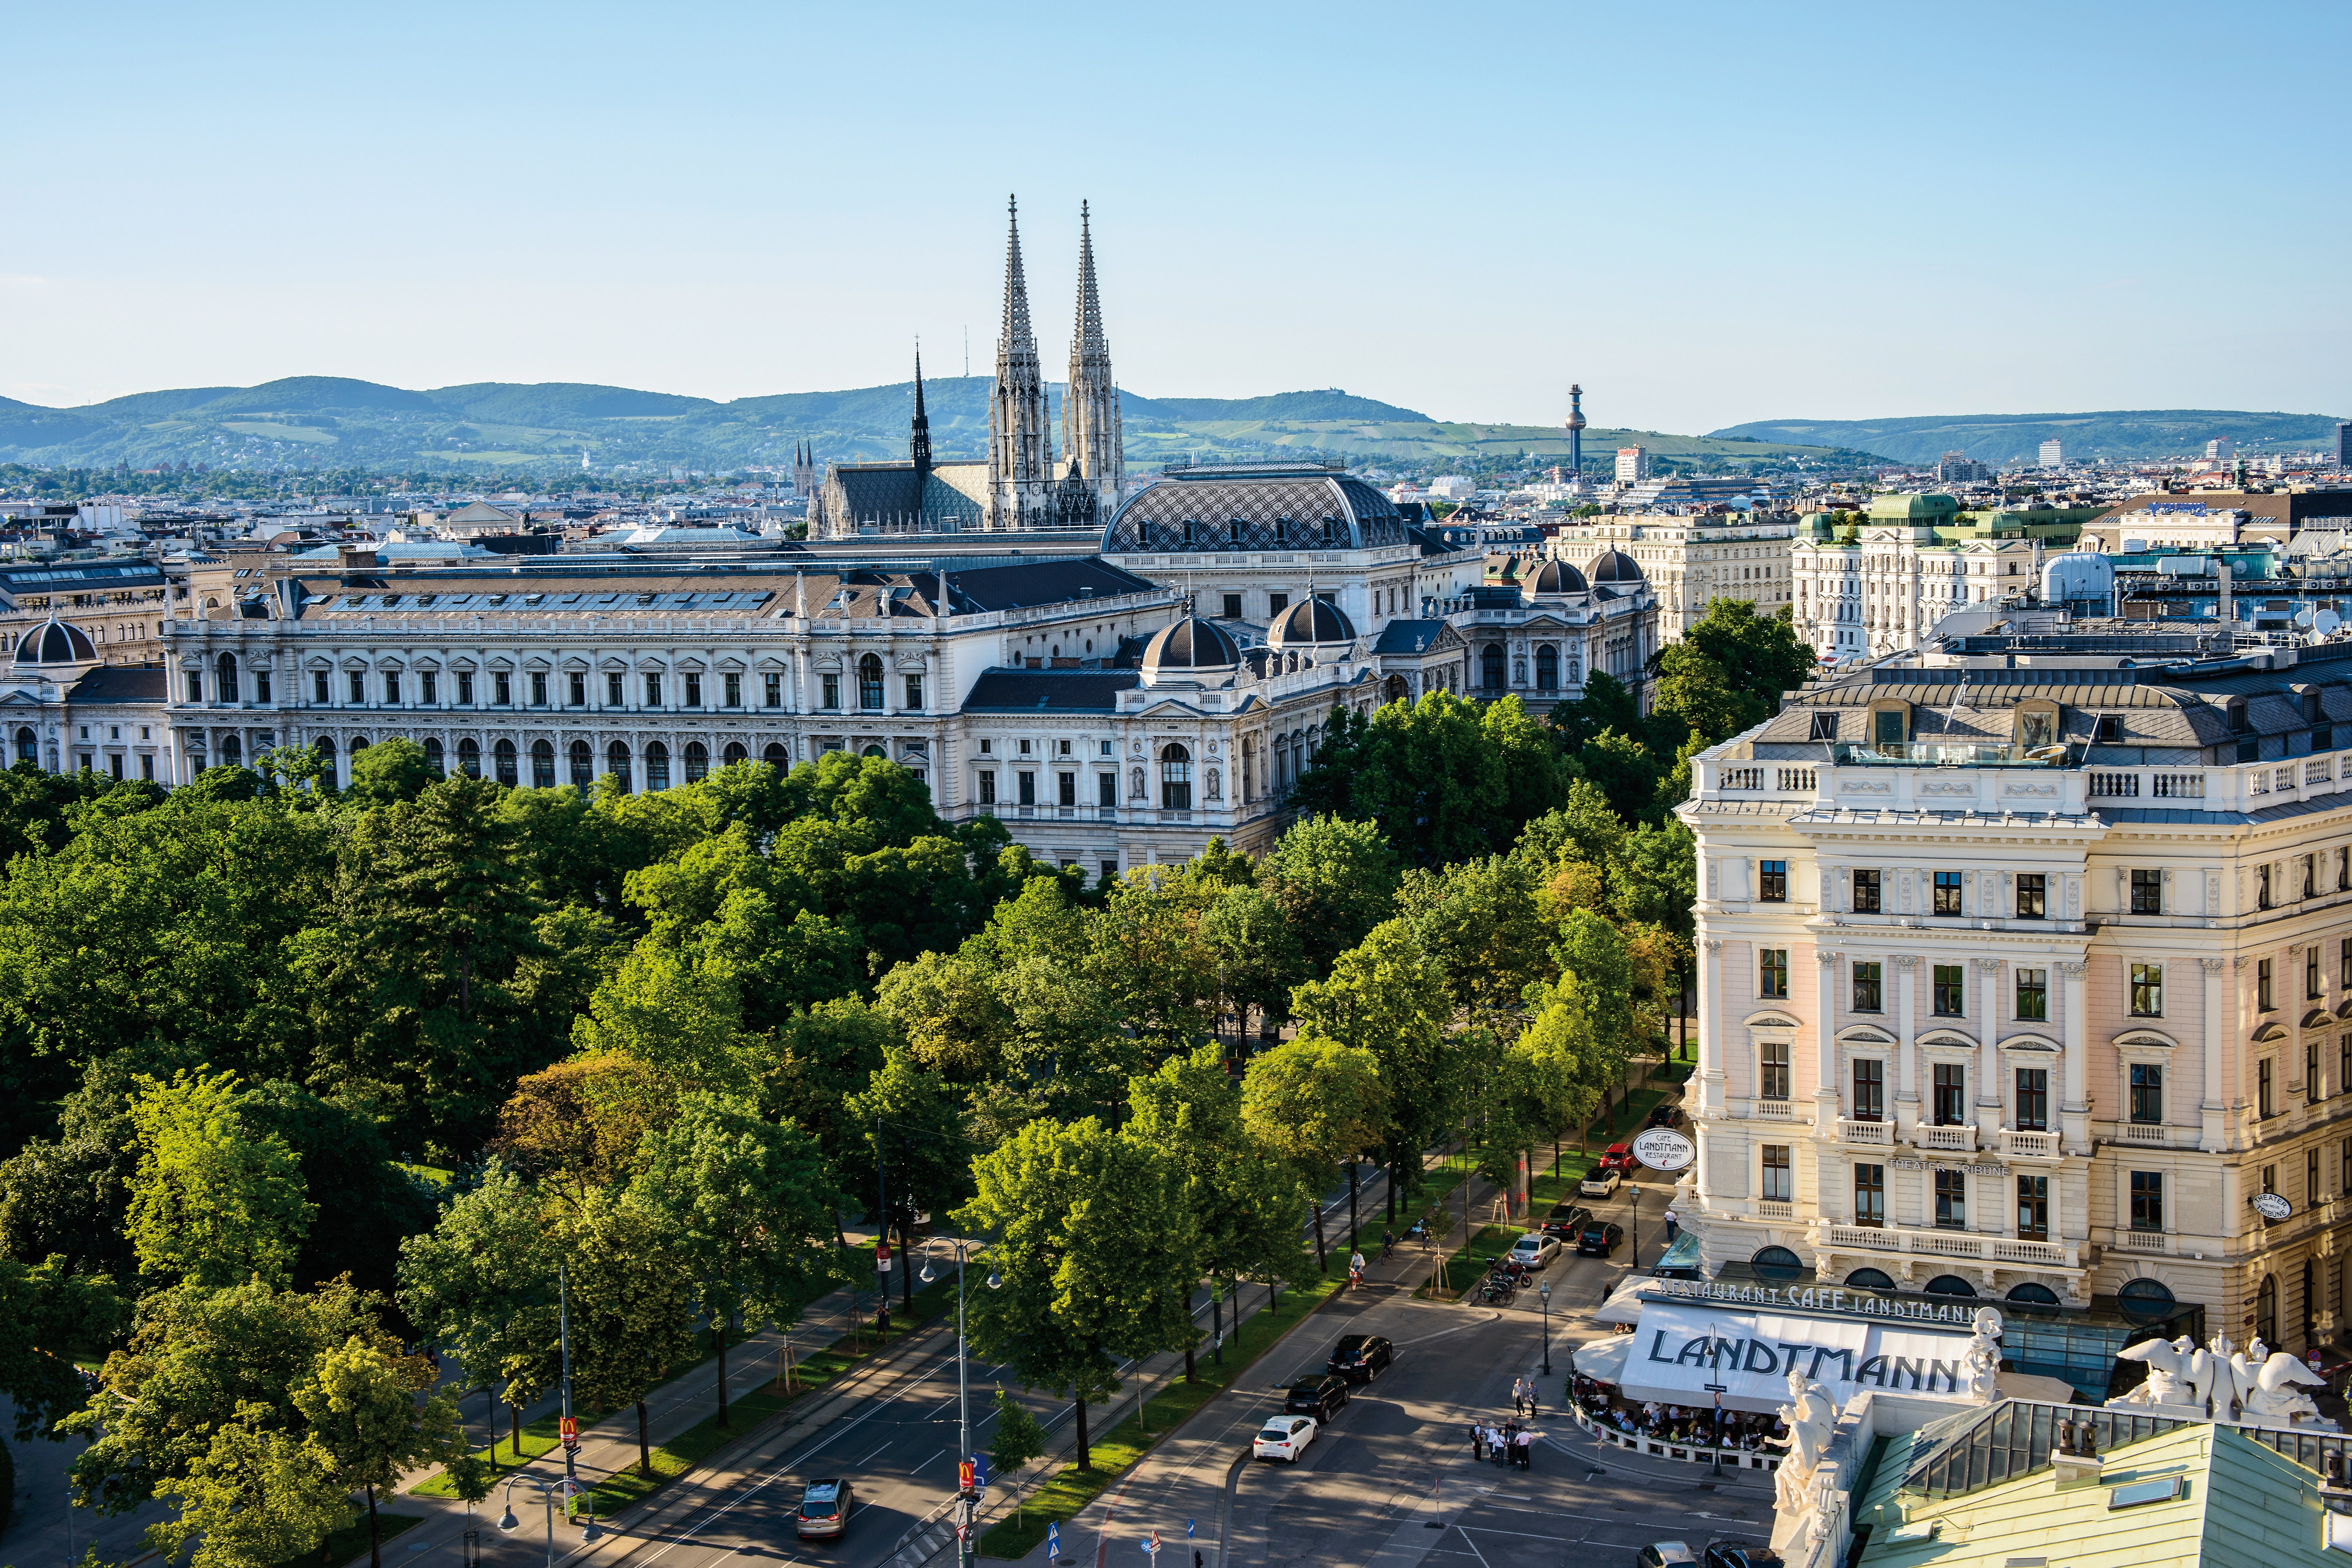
<box><xmin>853</xmin><ymin>1441</ymin><xmax>891</xmax><ymax>1466</ymax></box>
<box><xmin>1451</xmin><ymin>1526</ymin><xmax>1496</xmax><ymax>1568</ymax></box>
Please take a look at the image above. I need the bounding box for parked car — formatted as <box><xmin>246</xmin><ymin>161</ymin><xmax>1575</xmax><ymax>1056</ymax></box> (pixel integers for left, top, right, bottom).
<box><xmin>1539</xmin><ymin>1201</ymin><xmax>1594</xmax><ymax>1240</ymax></box>
<box><xmin>1284</xmin><ymin>1372</ymin><xmax>1351</xmax><ymax>1420</ymax></box>
<box><xmin>1508</xmin><ymin>1233</ymin><xmax>1562</xmax><ymax>1270</ymax></box>
<box><xmin>1577</xmin><ymin>1218</ymin><xmax>1627</xmax><ymax>1257</ymax></box>
<box><xmin>1579</xmin><ymin>1168</ymin><xmax>1623</xmax><ymax>1199</ymax></box>
<box><xmin>1327</xmin><ymin>1334</ymin><xmax>1395</xmax><ymax>1383</ymax></box>
<box><xmin>794</xmin><ymin>1479</ymin><xmax>857</xmax><ymax>1540</ymax></box>
<box><xmin>1597</xmin><ymin>1142</ymin><xmax>1642</xmax><ymax>1174</ymax></box>
<box><xmin>1253</xmin><ymin>1414</ymin><xmax>1316</xmax><ymax>1462</ymax></box>
<box><xmin>1700</xmin><ymin>1546</ymin><xmax>1784</xmax><ymax>1568</ymax></box>
<box><xmin>1634</xmin><ymin>1545</ymin><xmax>1699</xmax><ymax>1568</ymax></box>
<box><xmin>1646</xmin><ymin>1103</ymin><xmax>1686</xmax><ymax>1131</ymax></box>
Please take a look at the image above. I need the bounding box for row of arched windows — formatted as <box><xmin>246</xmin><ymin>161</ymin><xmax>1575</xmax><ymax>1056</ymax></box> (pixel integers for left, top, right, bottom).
<box><xmin>1480</xmin><ymin>643</ymin><xmax>1577</xmax><ymax>692</ymax></box>
<box><xmin>308</xmin><ymin>735</ymin><xmax>788</xmax><ymax>791</ymax></box>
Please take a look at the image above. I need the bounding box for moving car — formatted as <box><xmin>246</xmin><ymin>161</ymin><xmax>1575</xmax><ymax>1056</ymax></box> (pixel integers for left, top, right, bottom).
<box><xmin>1253</xmin><ymin>1415</ymin><xmax>1316</xmax><ymax>1462</ymax></box>
<box><xmin>1327</xmin><ymin>1334</ymin><xmax>1395</xmax><ymax>1383</ymax></box>
<box><xmin>1646</xmin><ymin>1103</ymin><xmax>1687</xmax><ymax>1131</ymax></box>
<box><xmin>1700</xmin><ymin>1546</ymin><xmax>1784</xmax><ymax>1568</ymax></box>
<box><xmin>1284</xmin><ymin>1372</ymin><xmax>1351</xmax><ymax>1420</ymax></box>
<box><xmin>1597</xmin><ymin>1142</ymin><xmax>1642</xmax><ymax>1174</ymax></box>
<box><xmin>1577</xmin><ymin>1218</ymin><xmax>1627</xmax><ymax>1257</ymax></box>
<box><xmin>794</xmin><ymin>1479</ymin><xmax>857</xmax><ymax>1540</ymax></box>
<box><xmin>1634</xmin><ymin>1546</ymin><xmax>1698</xmax><ymax>1568</ymax></box>
<box><xmin>1507</xmin><ymin>1233</ymin><xmax>1562</xmax><ymax>1270</ymax></box>
<box><xmin>1579</xmin><ymin>1167</ymin><xmax>1623</xmax><ymax>1199</ymax></box>
<box><xmin>1539</xmin><ymin>1201</ymin><xmax>1594</xmax><ymax>1240</ymax></box>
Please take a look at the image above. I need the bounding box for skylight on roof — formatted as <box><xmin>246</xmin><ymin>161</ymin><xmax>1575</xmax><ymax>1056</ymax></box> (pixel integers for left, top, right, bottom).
<box><xmin>2106</xmin><ymin>1475</ymin><xmax>2184</xmax><ymax>1509</ymax></box>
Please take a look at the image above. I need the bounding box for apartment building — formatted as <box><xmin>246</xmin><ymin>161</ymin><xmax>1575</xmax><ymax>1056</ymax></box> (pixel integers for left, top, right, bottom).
<box><xmin>1680</xmin><ymin>640</ymin><xmax>2352</xmax><ymax>1369</ymax></box>
<box><xmin>1581</xmin><ymin>512</ymin><xmax>1797</xmax><ymax>643</ymax></box>
<box><xmin>1793</xmin><ymin>494</ymin><xmax>2040</xmax><ymax>662</ymax></box>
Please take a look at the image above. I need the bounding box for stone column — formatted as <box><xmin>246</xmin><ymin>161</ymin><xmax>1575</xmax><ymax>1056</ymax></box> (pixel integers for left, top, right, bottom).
<box><xmin>2203</xmin><ymin>957</ymin><xmax>2231</xmax><ymax>1153</ymax></box>
<box><xmin>1815</xmin><ymin>948</ymin><xmax>1842</xmax><ymax>1135</ymax></box>
<box><xmin>1894</xmin><ymin>955</ymin><xmax>1921</xmax><ymax>1138</ymax></box>
<box><xmin>2060</xmin><ymin>960</ymin><xmax>2089</xmax><ymax>1156</ymax></box>
<box><xmin>1700</xmin><ymin>938</ymin><xmax>1724</xmax><ymax>1116</ymax></box>
<box><xmin>1977</xmin><ymin>957</ymin><xmax>2006</xmax><ymax>1136</ymax></box>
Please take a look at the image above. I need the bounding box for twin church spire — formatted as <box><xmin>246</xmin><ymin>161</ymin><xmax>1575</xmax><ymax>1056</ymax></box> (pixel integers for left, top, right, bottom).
<box><xmin>982</xmin><ymin>195</ymin><xmax>1120</xmax><ymax>530</ymax></box>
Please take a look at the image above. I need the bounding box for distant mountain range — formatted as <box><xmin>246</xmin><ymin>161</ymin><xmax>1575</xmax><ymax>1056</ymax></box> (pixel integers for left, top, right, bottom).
<box><xmin>0</xmin><ymin>375</ymin><xmax>1876</xmax><ymax>478</ymax></box>
<box><xmin>1707</xmin><ymin>409</ymin><xmax>2348</xmax><ymax>467</ymax></box>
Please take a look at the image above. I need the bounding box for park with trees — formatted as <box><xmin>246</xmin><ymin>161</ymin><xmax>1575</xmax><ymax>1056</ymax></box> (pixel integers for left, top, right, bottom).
<box><xmin>0</xmin><ymin>597</ymin><xmax>1809</xmax><ymax>1566</ymax></box>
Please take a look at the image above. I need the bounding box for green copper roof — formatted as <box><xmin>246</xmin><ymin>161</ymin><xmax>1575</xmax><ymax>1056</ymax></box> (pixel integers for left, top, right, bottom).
<box><xmin>1866</xmin><ymin>492</ymin><xmax>1961</xmax><ymax>520</ymax></box>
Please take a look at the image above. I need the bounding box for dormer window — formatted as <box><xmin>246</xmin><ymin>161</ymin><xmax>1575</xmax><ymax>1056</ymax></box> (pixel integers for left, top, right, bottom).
<box><xmin>2096</xmin><ymin>714</ymin><xmax>2123</xmax><ymax>743</ymax></box>
<box><xmin>2303</xmin><ymin>689</ymin><xmax>2324</xmax><ymax>724</ymax></box>
<box><xmin>2228</xmin><ymin>700</ymin><xmax>2251</xmax><ymax>734</ymax></box>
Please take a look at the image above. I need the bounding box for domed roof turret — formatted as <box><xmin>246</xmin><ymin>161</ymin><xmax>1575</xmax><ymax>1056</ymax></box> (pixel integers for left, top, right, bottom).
<box><xmin>1584</xmin><ymin>549</ymin><xmax>1645</xmax><ymax>585</ymax></box>
<box><xmin>1266</xmin><ymin>596</ymin><xmax>1357</xmax><ymax>649</ymax></box>
<box><xmin>1140</xmin><ymin>616</ymin><xmax>1241</xmax><ymax>680</ymax></box>
<box><xmin>11</xmin><ymin>616</ymin><xmax>96</xmax><ymax>667</ymax></box>
<box><xmin>1528</xmin><ymin>559</ymin><xmax>1589</xmax><ymax>595</ymax></box>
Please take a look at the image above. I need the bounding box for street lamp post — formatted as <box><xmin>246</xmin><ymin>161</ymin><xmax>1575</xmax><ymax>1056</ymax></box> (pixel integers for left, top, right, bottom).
<box><xmin>557</xmin><ymin>1260</ymin><xmax>576</xmax><ymax>1492</ymax></box>
<box><xmin>1537</xmin><ymin>1279</ymin><xmax>1552</xmax><ymax>1376</ymax></box>
<box><xmin>922</xmin><ymin>1237</ymin><xmax>1000</xmax><ymax>1568</ymax></box>
<box><xmin>497</xmin><ymin>1475</ymin><xmax>602</xmax><ymax>1568</ymax></box>
<box><xmin>1624</xmin><ymin>1184</ymin><xmax>1641</xmax><ymax>1285</ymax></box>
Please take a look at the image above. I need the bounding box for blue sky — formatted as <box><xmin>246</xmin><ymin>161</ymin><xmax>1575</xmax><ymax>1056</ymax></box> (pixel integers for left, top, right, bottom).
<box><xmin>6</xmin><ymin>1</ymin><xmax>2346</xmax><ymax>434</ymax></box>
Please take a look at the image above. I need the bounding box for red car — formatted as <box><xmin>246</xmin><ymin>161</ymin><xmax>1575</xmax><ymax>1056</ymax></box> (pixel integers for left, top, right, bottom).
<box><xmin>1597</xmin><ymin>1142</ymin><xmax>1641</xmax><ymax>1175</ymax></box>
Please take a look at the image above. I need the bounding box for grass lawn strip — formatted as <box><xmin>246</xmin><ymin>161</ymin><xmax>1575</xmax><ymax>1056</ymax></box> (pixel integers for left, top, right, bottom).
<box><xmin>292</xmin><ymin>1509</ymin><xmax>423</xmax><ymax>1568</ymax></box>
<box><xmin>974</xmin><ymin>1268</ymin><xmax>1344</xmax><ymax>1560</ymax></box>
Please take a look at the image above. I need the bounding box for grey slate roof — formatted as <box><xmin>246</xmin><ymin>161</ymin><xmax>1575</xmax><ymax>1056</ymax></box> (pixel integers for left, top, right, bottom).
<box><xmin>1102</xmin><ymin>471</ymin><xmax>1410</xmax><ymax>554</ymax></box>
<box><xmin>66</xmin><ymin>665</ymin><xmax>167</xmax><ymax>704</ymax></box>
<box><xmin>945</xmin><ymin>558</ymin><xmax>1158</xmax><ymax>613</ymax></box>
<box><xmin>1371</xmin><ymin>619</ymin><xmax>1454</xmax><ymax>655</ymax></box>
<box><xmin>961</xmin><ymin>671</ymin><xmax>1139</xmax><ymax>712</ymax></box>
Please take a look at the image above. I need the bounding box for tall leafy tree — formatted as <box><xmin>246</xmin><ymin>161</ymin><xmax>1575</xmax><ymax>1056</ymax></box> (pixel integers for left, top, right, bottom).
<box><xmin>124</xmin><ymin>1069</ymin><xmax>315</xmax><ymax>1291</ymax></box>
<box><xmin>843</xmin><ymin>1049</ymin><xmax>973</xmax><ymax>1313</ymax></box>
<box><xmin>394</xmin><ymin>1162</ymin><xmax>560</xmax><ymax>1459</ymax></box>
<box><xmin>1287</xmin><ymin>920</ymin><xmax>1455</xmax><ymax>1216</ymax></box>
<box><xmin>0</xmin><ymin>1256</ymin><xmax>123</xmax><ymax>1440</ymax></box>
<box><xmin>558</xmin><ymin>1190</ymin><xmax>695</xmax><ymax>1477</ymax></box>
<box><xmin>290</xmin><ymin>1337</ymin><xmax>464</xmax><ymax>1568</ymax></box>
<box><xmin>148</xmin><ymin>1408</ymin><xmax>352</xmax><ymax>1568</ymax></box>
<box><xmin>1260</xmin><ymin>814</ymin><xmax>1401</xmax><ymax>979</ymax></box>
<box><xmin>955</xmin><ymin>1117</ymin><xmax>1187</xmax><ymax>1472</ymax></box>
<box><xmin>630</xmin><ymin>1094</ymin><xmax>841</xmax><ymax>1428</ymax></box>
<box><xmin>1239</xmin><ymin>1038</ymin><xmax>1388</xmax><ymax>1270</ymax></box>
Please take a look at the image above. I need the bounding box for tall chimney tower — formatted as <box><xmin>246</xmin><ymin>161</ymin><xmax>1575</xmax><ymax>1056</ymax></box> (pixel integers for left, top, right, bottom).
<box><xmin>1565</xmin><ymin>384</ymin><xmax>1587</xmax><ymax>477</ymax></box>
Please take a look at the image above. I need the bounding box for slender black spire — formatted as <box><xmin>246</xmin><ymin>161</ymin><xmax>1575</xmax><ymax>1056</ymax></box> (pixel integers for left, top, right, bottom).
<box><xmin>910</xmin><ymin>343</ymin><xmax>933</xmax><ymax>485</ymax></box>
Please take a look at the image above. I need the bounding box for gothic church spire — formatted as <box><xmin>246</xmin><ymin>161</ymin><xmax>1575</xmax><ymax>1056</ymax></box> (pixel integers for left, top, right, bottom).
<box><xmin>987</xmin><ymin>194</ymin><xmax>1054</xmax><ymax>528</ymax></box>
<box><xmin>1062</xmin><ymin>199</ymin><xmax>1123</xmax><ymax>516</ymax></box>
<box><xmin>909</xmin><ymin>343</ymin><xmax>933</xmax><ymax>486</ymax></box>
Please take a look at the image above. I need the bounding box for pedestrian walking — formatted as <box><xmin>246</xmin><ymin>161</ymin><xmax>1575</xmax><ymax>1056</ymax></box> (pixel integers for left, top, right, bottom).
<box><xmin>1515</xmin><ymin>1430</ymin><xmax>1535</xmax><ymax>1471</ymax></box>
<box><xmin>1510</xmin><ymin>1376</ymin><xmax>1526</xmax><ymax>1416</ymax></box>
<box><xmin>1470</xmin><ymin>1422</ymin><xmax>1485</xmax><ymax>1462</ymax></box>
<box><xmin>1662</xmin><ymin>1206</ymin><xmax>1680</xmax><ymax>1243</ymax></box>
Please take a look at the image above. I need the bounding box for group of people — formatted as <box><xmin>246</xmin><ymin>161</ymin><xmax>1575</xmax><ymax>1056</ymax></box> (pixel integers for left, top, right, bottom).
<box><xmin>1470</xmin><ymin>1417</ymin><xmax>1539</xmax><ymax>1470</ymax></box>
<box><xmin>1603</xmin><ymin>1398</ymin><xmax>1785</xmax><ymax>1451</ymax></box>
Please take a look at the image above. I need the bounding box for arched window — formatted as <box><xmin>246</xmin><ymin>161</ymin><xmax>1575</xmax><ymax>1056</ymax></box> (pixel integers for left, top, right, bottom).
<box><xmin>423</xmin><ymin>737</ymin><xmax>445</xmax><ymax>775</ymax></box>
<box><xmin>215</xmin><ymin>652</ymin><xmax>238</xmax><ymax>702</ymax></box>
<box><xmin>494</xmin><ymin>738</ymin><xmax>518</xmax><ymax>786</ymax></box>
<box><xmin>1160</xmin><ymin>743</ymin><xmax>1193</xmax><ymax>811</ymax></box>
<box><xmin>1481</xmin><ymin>643</ymin><xmax>1504</xmax><ymax>690</ymax></box>
<box><xmin>1844</xmin><ymin>1268</ymin><xmax>1897</xmax><ymax>1293</ymax></box>
<box><xmin>13</xmin><ymin>726</ymin><xmax>35</xmax><ymax>764</ymax></box>
<box><xmin>531</xmin><ymin>739</ymin><xmax>555</xmax><ymax>789</ymax></box>
<box><xmin>2117</xmin><ymin>1277</ymin><xmax>2176</xmax><ymax>1321</ymax></box>
<box><xmin>684</xmin><ymin>740</ymin><xmax>709</xmax><ymax>783</ymax></box>
<box><xmin>569</xmin><ymin>740</ymin><xmax>593</xmax><ymax>787</ymax></box>
<box><xmin>219</xmin><ymin>734</ymin><xmax>242</xmax><ymax>765</ymax></box>
<box><xmin>1536</xmin><ymin>644</ymin><xmax>1559</xmax><ymax>690</ymax></box>
<box><xmin>2258</xmin><ymin>1274</ymin><xmax>2278</xmax><ymax>1348</ymax></box>
<box><xmin>1750</xmin><ymin>1246</ymin><xmax>1804</xmax><ymax>1283</ymax></box>
<box><xmin>313</xmin><ymin>736</ymin><xmax>336</xmax><ymax>786</ymax></box>
<box><xmin>722</xmin><ymin>741</ymin><xmax>747</xmax><ymax>768</ymax></box>
<box><xmin>1923</xmin><ymin>1275</ymin><xmax>1978</xmax><ymax>1298</ymax></box>
<box><xmin>457</xmin><ymin>737</ymin><xmax>481</xmax><ymax>778</ymax></box>
<box><xmin>606</xmin><ymin>741</ymin><xmax>632</xmax><ymax>793</ymax></box>
<box><xmin>763</xmin><ymin>742</ymin><xmax>788</xmax><ymax>771</ymax></box>
<box><xmin>857</xmin><ymin>653</ymin><xmax>884</xmax><ymax>710</ymax></box>
<box><xmin>860</xmin><ymin>744</ymin><xmax>886</xmax><ymax>759</ymax></box>
<box><xmin>2306</xmin><ymin>1259</ymin><xmax>2319</xmax><ymax>1347</ymax></box>
<box><xmin>2005</xmin><ymin>1282</ymin><xmax>2061</xmax><ymax>1305</ymax></box>
<box><xmin>646</xmin><ymin>740</ymin><xmax>671</xmax><ymax>791</ymax></box>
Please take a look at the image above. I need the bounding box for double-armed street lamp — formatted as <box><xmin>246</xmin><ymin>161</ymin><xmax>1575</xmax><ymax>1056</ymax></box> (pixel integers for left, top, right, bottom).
<box><xmin>497</xmin><ymin>1474</ymin><xmax>602</xmax><ymax>1568</ymax></box>
<box><xmin>920</xmin><ymin>1237</ymin><xmax>1002</xmax><ymax>1568</ymax></box>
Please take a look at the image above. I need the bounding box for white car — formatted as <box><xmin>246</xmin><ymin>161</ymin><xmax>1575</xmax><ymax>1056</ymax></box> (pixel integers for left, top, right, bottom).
<box><xmin>1508</xmin><ymin>1234</ymin><xmax>1562</xmax><ymax>1270</ymax></box>
<box><xmin>1579</xmin><ymin>1168</ymin><xmax>1622</xmax><ymax>1199</ymax></box>
<box><xmin>1253</xmin><ymin>1414</ymin><xmax>1317</xmax><ymax>1463</ymax></box>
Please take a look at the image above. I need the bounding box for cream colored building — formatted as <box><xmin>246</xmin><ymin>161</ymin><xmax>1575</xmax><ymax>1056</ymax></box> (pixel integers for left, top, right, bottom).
<box><xmin>1680</xmin><ymin>642</ymin><xmax>2352</xmax><ymax>1361</ymax></box>
<box><xmin>1577</xmin><ymin>513</ymin><xmax>1797</xmax><ymax>642</ymax></box>
<box><xmin>1793</xmin><ymin>496</ymin><xmax>2039</xmax><ymax>663</ymax></box>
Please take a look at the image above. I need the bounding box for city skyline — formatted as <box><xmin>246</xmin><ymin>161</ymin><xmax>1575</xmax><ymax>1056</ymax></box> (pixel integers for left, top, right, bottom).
<box><xmin>5</xmin><ymin>3</ymin><xmax>2348</xmax><ymax>434</ymax></box>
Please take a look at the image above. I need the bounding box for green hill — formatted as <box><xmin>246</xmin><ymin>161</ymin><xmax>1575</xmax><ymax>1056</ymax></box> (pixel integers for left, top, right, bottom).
<box><xmin>0</xmin><ymin>375</ymin><xmax>1875</xmax><ymax>479</ymax></box>
<box><xmin>1709</xmin><ymin>409</ymin><xmax>2349</xmax><ymax>467</ymax></box>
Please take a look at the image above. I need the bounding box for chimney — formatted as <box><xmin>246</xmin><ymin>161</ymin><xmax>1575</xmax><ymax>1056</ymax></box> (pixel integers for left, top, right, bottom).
<box><xmin>338</xmin><ymin>543</ymin><xmax>380</xmax><ymax>572</ymax></box>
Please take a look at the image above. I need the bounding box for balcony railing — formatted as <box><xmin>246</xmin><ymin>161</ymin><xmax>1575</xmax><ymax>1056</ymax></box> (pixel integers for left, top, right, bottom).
<box><xmin>1915</xmin><ymin>1124</ymin><xmax>1978</xmax><ymax>1152</ymax></box>
<box><xmin>1999</xmin><ymin>1129</ymin><xmax>2060</xmax><ymax>1159</ymax></box>
<box><xmin>1838</xmin><ymin>1118</ymin><xmax>1893</xmax><ymax>1145</ymax></box>
<box><xmin>1755</xmin><ymin>1099</ymin><xmax>1795</xmax><ymax>1119</ymax></box>
<box><xmin>1757</xmin><ymin>1200</ymin><xmax>1794</xmax><ymax>1221</ymax></box>
<box><xmin>1829</xmin><ymin>740</ymin><xmax>2070</xmax><ymax>769</ymax></box>
<box><xmin>2111</xmin><ymin>1228</ymin><xmax>2171</xmax><ymax>1254</ymax></box>
<box><xmin>2115</xmin><ymin>1120</ymin><xmax>2176</xmax><ymax>1145</ymax></box>
<box><xmin>1820</xmin><ymin>1223</ymin><xmax>2080</xmax><ymax>1269</ymax></box>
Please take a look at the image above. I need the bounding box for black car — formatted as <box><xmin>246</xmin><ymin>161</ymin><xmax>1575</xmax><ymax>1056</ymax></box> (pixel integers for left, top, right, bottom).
<box><xmin>794</xmin><ymin>1479</ymin><xmax>856</xmax><ymax>1540</ymax></box>
<box><xmin>1647</xmin><ymin>1103</ymin><xmax>1687</xmax><ymax>1130</ymax></box>
<box><xmin>1540</xmin><ymin>1202</ymin><xmax>1594</xmax><ymax>1240</ymax></box>
<box><xmin>1327</xmin><ymin>1334</ymin><xmax>1395</xmax><ymax>1383</ymax></box>
<box><xmin>1284</xmin><ymin>1372</ymin><xmax>1351</xmax><ymax>1420</ymax></box>
<box><xmin>1576</xmin><ymin>1219</ymin><xmax>1626</xmax><ymax>1257</ymax></box>
<box><xmin>1701</xmin><ymin>1546</ymin><xmax>1784</xmax><ymax>1568</ymax></box>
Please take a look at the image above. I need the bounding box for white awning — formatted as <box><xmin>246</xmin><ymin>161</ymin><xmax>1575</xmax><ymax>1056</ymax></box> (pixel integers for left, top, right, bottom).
<box><xmin>1569</xmin><ymin>1333</ymin><xmax>1634</xmax><ymax>1386</ymax></box>
<box><xmin>1616</xmin><ymin>1299</ymin><xmax>1981</xmax><ymax>1414</ymax></box>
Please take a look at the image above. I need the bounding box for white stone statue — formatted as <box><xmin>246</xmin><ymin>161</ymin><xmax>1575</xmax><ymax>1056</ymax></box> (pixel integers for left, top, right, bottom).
<box><xmin>2244</xmin><ymin>1353</ymin><xmax>2334</xmax><ymax>1428</ymax></box>
<box><xmin>1771</xmin><ymin>1368</ymin><xmax>1839</xmax><ymax>1512</ymax></box>
<box><xmin>1961</xmin><ymin>1307</ymin><xmax>2005</xmax><ymax>1404</ymax></box>
<box><xmin>2112</xmin><ymin>1335</ymin><xmax>2197</xmax><ymax>1408</ymax></box>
